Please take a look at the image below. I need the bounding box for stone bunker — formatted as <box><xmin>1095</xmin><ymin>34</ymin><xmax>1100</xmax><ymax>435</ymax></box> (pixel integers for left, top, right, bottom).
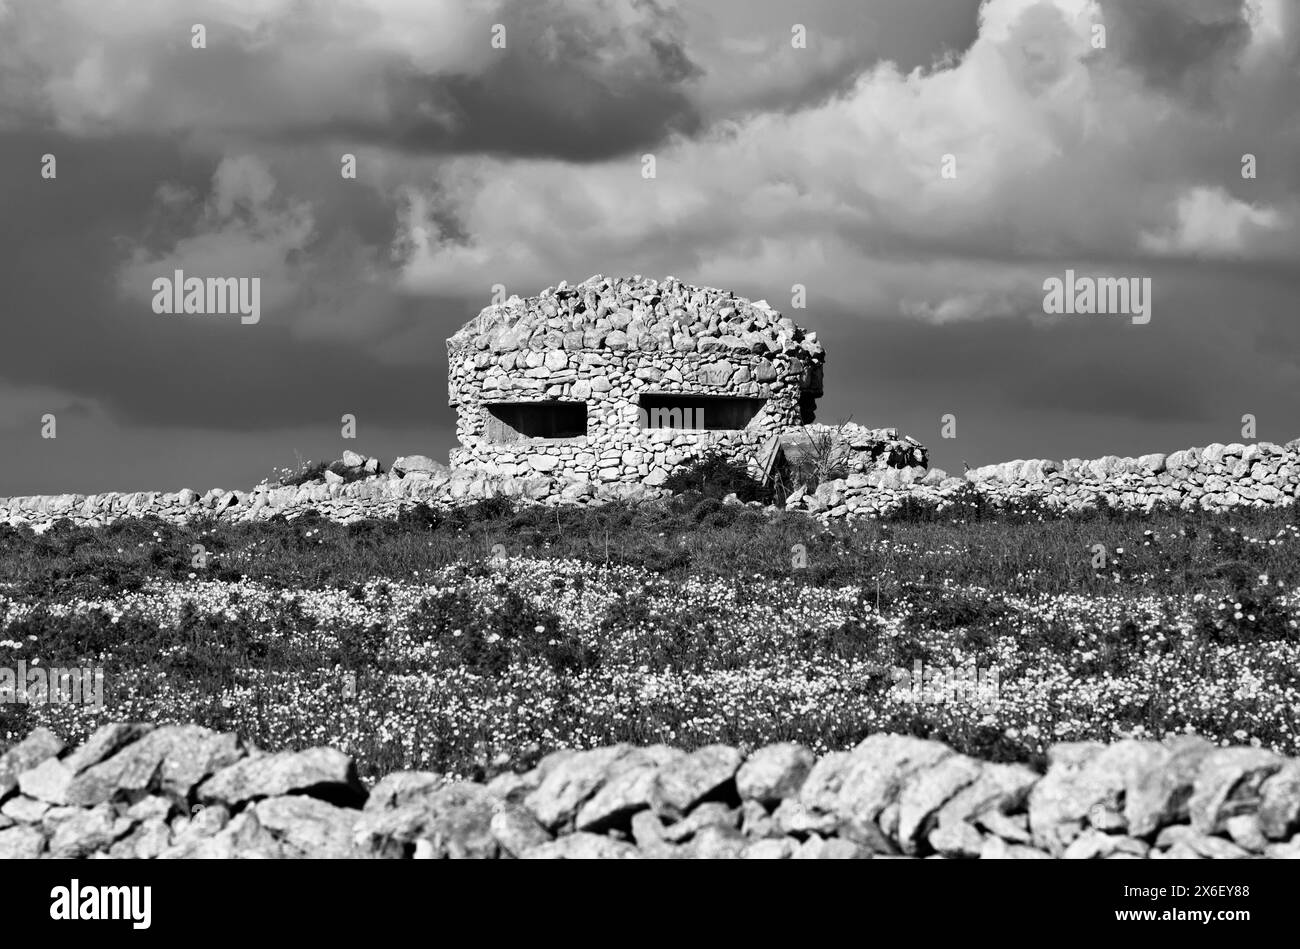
<box><xmin>446</xmin><ymin>275</ymin><xmax>826</xmax><ymax>485</ymax></box>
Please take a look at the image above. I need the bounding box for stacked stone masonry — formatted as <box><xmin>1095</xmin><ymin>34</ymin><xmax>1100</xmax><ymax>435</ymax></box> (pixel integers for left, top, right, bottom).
<box><xmin>446</xmin><ymin>275</ymin><xmax>826</xmax><ymax>484</ymax></box>
<box><xmin>4</xmin><ymin>439</ymin><xmax>1300</xmax><ymax>532</ymax></box>
<box><xmin>2</xmin><ymin>724</ymin><xmax>1298</xmax><ymax>858</ymax></box>
<box><xmin>793</xmin><ymin>438</ymin><xmax>1300</xmax><ymax>519</ymax></box>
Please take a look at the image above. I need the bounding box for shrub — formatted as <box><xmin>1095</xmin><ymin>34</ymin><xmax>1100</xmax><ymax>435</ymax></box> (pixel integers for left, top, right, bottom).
<box><xmin>661</xmin><ymin>450</ymin><xmax>773</xmax><ymax>504</ymax></box>
<box><xmin>774</xmin><ymin>423</ymin><xmax>852</xmax><ymax>495</ymax></box>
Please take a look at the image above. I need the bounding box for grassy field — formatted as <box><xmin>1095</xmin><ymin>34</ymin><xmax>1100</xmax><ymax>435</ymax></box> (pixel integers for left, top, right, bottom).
<box><xmin>2</xmin><ymin>494</ymin><xmax>1299</xmax><ymax>781</ymax></box>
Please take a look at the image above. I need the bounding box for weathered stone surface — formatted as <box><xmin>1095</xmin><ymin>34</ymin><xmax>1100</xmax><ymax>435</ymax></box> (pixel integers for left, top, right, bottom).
<box><xmin>736</xmin><ymin>743</ymin><xmax>814</xmax><ymax>805</ymax></box>
<box><xmin>62</xmin><ymin>723</ymin><xmax>154</xmax><ymax>776</ymax></box>
<box><xmin>0</xmin><ymin>824</ymin><xmax>45</xmax><ymax>858</ymax></box>
<box><xmin>1125</xmin><ymin>735</ymin><xmax>1212</xmax><ymax>837</ymax></box>
<box><xmin>109</xmin><ymin>817</ymin><xmax>173</xmax><ymax>859</ymax></box>
<box><xmin>355</xmin><ymin>782</ymin><xmax>498</xmax><ymax>858</ymax></box>
<box><xmin>833</xmin><ymin>735</ymin><xmax>954</xmax><ymax>841</ymax></box>
<box><xmin>936</xmin><ymin>762</ymin><xmax>1038</xmax><ymax>828</ymax></box>
<box><xmin>793</xmin><ymin>835</ymin><xmax>866</xmax><ymax>859</ymax></box>
<box><xmin>773</xmin><ymin>797</ymin><xmax>841</xmax><ymax>837</ymax></box>
<box><xmin>160</xmin><ymin>809</ymin><xmax>285</xmax><ymax>859</ymax></box>
<box><xmin>575</xmin><ymin>746</ymin><xmax>682</xmax><ymax>832</ymax></box>
<box><xmin>742</xmin><ymin>837</ymin><xmax>795</xmax><ymax>859</ymax></box>
<box><xmin>17</xmin><ymin>758</ymin><xmax>72</xmax><ymax>805</ymax></box>
<box><xmin>980</xmin><ymin>836</ymin><xmax>1053</xmax><ymax>859</ymax></box>
<box><xmin>365</xmin><ymin>771</ymin><xmax>443</xmax><ymax>811</ymax></box>
<box><xmin>653</xmin><ymin>744</ymin><xmax>742</xmax><ymax>816</ymax></box>
<box><xmin>490</xmin><ymin>803</ymin><xmax>553</xmax><ymax>857</ymax></box>
<box><xmin>169</xmin><ymin>802</ymin><xmax>231</xmax><ymax>847</ymax></box>
<box><xmin>928</xmin><ymin>818</ymin><xmax>985</xmax><ymax>857</ymax></box>
<box><xmin>1029</xmin><ymin>740</ymin><xmax>1164</xmax><ymax>855</ymax></box>
<box><xmin>252</xmin><ymin>796</ymin><xmax>361</xmax><ymax>858</ymax></box>
<box><xmin>67</xmin><ymin>725</ymin><xmax>244</xmax><ymax>806</ymax></box>
<box><xmin>1188</xmin><ymin>748</ymin><xmax>1284</xmax><ymax>835</ymax></box>
<box><xmin>1154</xmin><ymin>825</ymin><xmax>1252</xmax><ymax>859</ymax></box>
<box><xmin>1259</xmin><ymin>761</ymin><xmax>1300</xmax><ymax>840</ymax></box>
<box><xmin>392</xmin><ymin>455</ymin><xmax>447</xmax><ymax>477</ymax></box>
<box><xmin>895</xmin><ymin>754</ymin><xmax>983</xmax><ymax>854</ymax></box>
<box><xmin>47</xmin><ymin>803</ymin><xmax>126</xmax><ymax>858</ymax></box>
<box><xmin>660</xmin><ymin>802</ymin><xmax>739</xmax><ymax>843</ymax></box>
<box><xmin>1062</xmin><ymin>829</ymin><xmax>1149</xmax><ymax>859</ymax></box>
<box><xmin>519</xmin><ymin>832</ymin><xmax>643</xmax><ymax>859</ymax></box>
<box><xmin>975</xmin><ymin>809</ymin><xmax>1033</xmax><ymax>845</ymax></box>
<box><xmin>1224</xmin><ymin>814</ymin><xmax>1269</xmax><ymax>852</ymax></box>
<box><xmin>524</xmin><ymin>745</ymin><xmax>635</xmax><ymax>830</ymax></box>
<box><xmin>0</xmin><ymin>727</ymin><xmax>65</xmax><ymax>798</ymax></box>
<box><xmin>198</xmin><ymin>747</ymin><xmax>365</xmax><ymax>807</ymax></box>
<box><xmin>5</xmin><ymin>724</ymin><xmax>1300</xmax><ymax>859</ymax></box>
<box><xmin>1</xmin><ymin>795</ymin><xmax>50</xmax><ymax>823</ymax></box>
<box><xmin>684</xmin><ymin>824</ymin><xmax>747</xmax><ymax>858</ymax></box>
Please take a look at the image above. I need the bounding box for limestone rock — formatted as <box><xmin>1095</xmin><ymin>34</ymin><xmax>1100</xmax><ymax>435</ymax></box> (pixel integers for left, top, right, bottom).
<box><xmin>0</xmin><ymin>727</ymin><xmax>66</xmax><ymax>798</ymax></box>
<box><xmin>490</xmin><ymin>803</ymin><xmax>553</xmax><ymax>857</ymax></box>
<box><xmin>253</xmin><ymin>795</ymin><xmax>362</xmax><ymax>858</ymax></box>
<box><xmin>17</xmin><ymin>758</ymin><xmax>72</xmax><ymax>805</ymax></box>
<box><xmin>1188</xmin><ymin>748</ymin><xmax>1284</xmax><ymax>835</ymax></box>
<box><xmin>62</xmin><ymin>723</ymin><xmax>154</xmax><ymax>776</ymax></box>
<box><xmin>1259</xmin><ymin>761</ymin><xmax>1300</xmax><ymax>840</ymax></box>
<box><xmin>652</xmin><ymin>745</ymin><xmax>743</xmax><ymax>816</ymax></box>
<box><xmin>355</xmin><ymin>781</ymin><xmax>499</xmax><ymax>858</ymax></box>
<box><xmin>0</xmin><ymin>824</ymin><xmax>45</xmax><ymax>859</ymax></box>
<box><xmin>735</xmin><ymin>743</ymin><xmax>815</xmax><ymax>805</ymax></box>
<box><xmin>197</xmin><ymin>747</ymin><xmax>365</xmax><ymax>807</ymax></box>
<box><xmin>524</xmin><ymin>745</ymin><xmax>636</xmax><ymax>831</ymax></box>
<box><xmin>66</xmin><ymin>725</ymin><xmax>245</xmax><ymax>806</ymax></box>
<box><xmin>519</xmin><ymin>832</ymin><xmax>643</xmax><ymax>859</ymax></box>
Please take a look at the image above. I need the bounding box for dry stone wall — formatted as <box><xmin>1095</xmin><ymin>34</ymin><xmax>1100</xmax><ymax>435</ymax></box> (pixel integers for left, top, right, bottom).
<box><xmin>447</xmin><ymin>275</ymin><xmax>825</xmax><ymax>483</ymax></box>
<box><xmin>2</xmin><ymin>724</ymin><xmax>1297</xmax><ymax>858</ymax></box>
<box><xmin>794</xmin><ymin>438</ymin><xmax>1300</xmax><ymax>518</ymax></box>
<box><xmin>4</xmin><ymin>439</ymin><xmax>1300</xmax><ymax>532</ymax></box>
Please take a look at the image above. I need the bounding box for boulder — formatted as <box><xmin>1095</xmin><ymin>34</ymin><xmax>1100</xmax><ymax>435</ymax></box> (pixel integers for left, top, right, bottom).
<box><xmin>736</xmin><ymin>743</ymin><xmax>815</xmax><ymax>806</ymax></box>
<box><xmin>66</xmin><ymin>725</ymin><xmax>245</xmax><ymax>806</ymax></box>
<box><xmin>0</xmin><ymin>728</ymin><xmax>66</xmax><ymax>798</ymax></box>
<box><xmin>652</xmin><ymin>745</ymin><xmax>743</xmax><ymax>817</ymax></box>
<box><xmin>197</xmin><ymin>747</ymin><xmax>365</xmax><ymax>807</ymax></box>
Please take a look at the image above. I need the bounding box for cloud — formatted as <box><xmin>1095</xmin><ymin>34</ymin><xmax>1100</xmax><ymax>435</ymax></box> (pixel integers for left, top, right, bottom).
<box><xmin>1093</xmin><ymin>0</ymin><xmax>1255</xmax><ymax>100</ymax></box>
<box><xmin>1140</xmin><ymin>186</ymin><xmax>1293</xmax><ymax>256</ymax></box>
<box><xmin>680</xmin><ymin>0</ymin><xmax>983</xmax><ymax>119</ymax></box>
<box><xmin>0</xmin><ymin>0</ymin><xmax>702</xmax><ymax>160</ymax></box>
<box><xmin>387</xmin><ymin>0</ymin><xmax>1299</xmax><ymax>319</ymax></box>
<box><xmin>115</xmin><ymin>154</ymin><xmax>420</xmax><ymax>344</ymax></box>
<box><xmin>117</xmin><ymin>155</ymin><xmax>316</xmax><ymax>315</ymax></box>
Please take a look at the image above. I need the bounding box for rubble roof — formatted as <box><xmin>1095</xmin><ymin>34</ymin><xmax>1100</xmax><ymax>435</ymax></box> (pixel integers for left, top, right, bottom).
<box><xmin>448</xmin><ymin>274</ymin><xmax>825</xmax><ymax>359</ymax></box>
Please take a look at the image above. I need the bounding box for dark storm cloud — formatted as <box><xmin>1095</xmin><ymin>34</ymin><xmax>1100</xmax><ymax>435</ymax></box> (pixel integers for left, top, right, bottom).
<box><xmin>348</xmin><ymin>64</ymin><xmax>701</xmax><ymax>162</ymax></box>
<box><xmin>1094</xmin><ymin>0</ymin><xmax>1254</xmax><ymax>98</ymax></box>
<box><xmin>0</xmin><ymin>0</ymin><xmax>704</xmax><ymax>162</ymax></box>
<box><xmin>0</xmin><ymin>129</ymin><xmax>470</xmax><ymax>440</ymax></box>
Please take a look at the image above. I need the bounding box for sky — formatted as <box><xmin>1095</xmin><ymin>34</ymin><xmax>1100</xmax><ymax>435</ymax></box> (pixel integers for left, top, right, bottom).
<box><xmin>0</xmin><ymin>0</ymin><xmax>1297</xmax><ymax>496</ymax></box>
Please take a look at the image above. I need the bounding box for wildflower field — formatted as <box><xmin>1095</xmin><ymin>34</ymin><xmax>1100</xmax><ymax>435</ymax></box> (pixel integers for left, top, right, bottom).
<box><xmin>2</xmin><ymin>495</ymin><xmax>1299</xmax><ymax>782</ymax></box>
